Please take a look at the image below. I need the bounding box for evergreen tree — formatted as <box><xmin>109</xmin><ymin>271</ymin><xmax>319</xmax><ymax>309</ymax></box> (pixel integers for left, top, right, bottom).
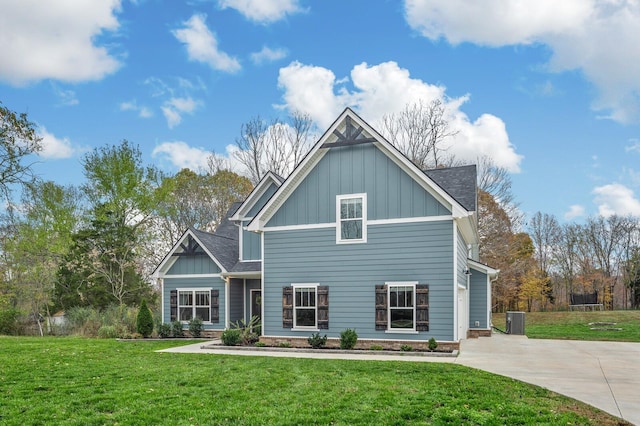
<box><xmin>136</xmin><ymin>299</ymin><xmax>153</xmax><ymax>338</ymax></box>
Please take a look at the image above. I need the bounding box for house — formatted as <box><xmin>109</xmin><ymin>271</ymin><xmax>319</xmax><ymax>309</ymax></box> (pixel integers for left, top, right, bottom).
<box><xmin>153</xmin><ymin>108</ymin><xmax>498</xmax><ymax>350</ymax></box>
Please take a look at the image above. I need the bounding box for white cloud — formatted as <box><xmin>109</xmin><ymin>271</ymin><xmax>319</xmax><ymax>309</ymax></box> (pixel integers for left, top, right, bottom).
<box><xmin>152</xmin><ymin>141</ymin><xmax>211</xmax><ymax>171</ymax></box>
<box><xmin>120</xmin><ymin>100</ymin><xmax>153</xmax><ymax>118</ymax></box>
<box><xmin>51</xmin><ymin>84</ymin><xmax>79</xmax><ymax>106</ymax></box>
<box><xmin>0</xmin><ymin>0</ymin><xmax>122</xmax><ymax>85</ymax></box>
<box><xmin>404</xmin><ymin>0</ymin><xmax>640</xmax><ymax>123</ymax></box>
<box><xmin>277</xmin><ymin>60</ymin><xmax>522</xmax><ymax>172</ymax></box>
<box><xmin>218</xmin><ymin>0</ymin><xmax>303</xmax><ymax>23</ymax></box>
<box><xmin>251</xmin><ymin>46</ymin><xmax>288</xmax><ymax>65</ymax></box>
<box><xmin>593</xmin><ymin>183</ymin><xmax>640</xmax><ymax>217</ymax></box>
<box><xmin>37</xmin><ymin>127</ymin><xmax>75</xmax><ymax>159</ymax></box>
<box><xmin>564</xmin><ymin>204</ymin><xmax>585</xmax><ymax>220</ymax></box>
<box><xmin>172</xmin><ymin>14</ymin><xmax>241</xmax><ymax>73</ymax></box>
<box><xmin>626</xmin><ymin>138</ymin><xmax>640</xmax><ymax>153</ymax></box>
<box><xmin>161</xmin><ymin>97</ymin><xmax>200</xmax><ymax>129</ymax></box>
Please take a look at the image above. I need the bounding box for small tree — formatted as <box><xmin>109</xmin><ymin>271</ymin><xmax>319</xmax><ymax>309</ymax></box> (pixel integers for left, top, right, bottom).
<box><xmin>136</xmin><ymin>299</ymin><xmax>153</xmax><ymax>337</ymax></box>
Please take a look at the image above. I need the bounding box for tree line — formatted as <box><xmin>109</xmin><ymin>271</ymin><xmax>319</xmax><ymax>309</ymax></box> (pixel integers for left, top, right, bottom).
<box><xmin>1</xmin><ymin>100</ymin><xmax>638</xmax><ymax>335</ymax></box>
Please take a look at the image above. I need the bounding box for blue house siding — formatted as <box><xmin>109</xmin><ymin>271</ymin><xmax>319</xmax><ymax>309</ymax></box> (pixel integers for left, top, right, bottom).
<box><xmin>262</xmin><ymin>219</ymin><xmax>456</xmax><ymax>341</ymax></box>
<box><xmin>167</xmin><ymin>256</ymin><xmax>221</xmax><ymax>275</ymax></box>
<box><xmin>246</xmin><ymin>183</ymin><xmax>278</xmax><ymax>217</ymax></box>
<box><xmin>266</xmin><ymin>144</ymin><xmax>450</xmax><ymax>227</ymax></box>
<box><xmin>469</xmin><ymin>270</ymin><xmax>489</xmax><ymax>329</ymax></box>
<box><xmin>229</xmin><ymin>278</ymin><xmax>244</xmax><ymax>323</ymax></box>
<box><xmin>242</xmin><ymin>221</ymin><xmax>261</xmax><ymax>260</ymax></box>
<box><xmin>162</xmin><ymin>276</ymin><xmax>225</xmax><ymax>330</ymax></box>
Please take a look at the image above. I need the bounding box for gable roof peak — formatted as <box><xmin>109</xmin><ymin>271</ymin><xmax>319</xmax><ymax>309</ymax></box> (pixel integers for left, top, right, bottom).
<box><xmin>230</xmin><ymin>171</ymin><xmax>283</xmax><ymax>221</ymax></box>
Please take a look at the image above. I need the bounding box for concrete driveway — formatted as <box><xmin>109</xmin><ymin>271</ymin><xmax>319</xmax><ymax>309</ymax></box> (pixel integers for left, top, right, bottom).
<box><xmin>456</xmin><ymin>334</ymin><xmax>640</xmax><ymax>425</ymax></box>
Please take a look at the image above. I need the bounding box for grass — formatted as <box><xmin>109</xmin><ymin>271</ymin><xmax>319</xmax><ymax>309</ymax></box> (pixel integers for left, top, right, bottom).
<box><xmin>0</xmin><ymin>337</ymin><xmax>629</xmax><ymax>425</ymax></box>
<box><xmin>492</xmin><ymin>310</ymin><xmax>640</xmax><ymax>342</ymax></box>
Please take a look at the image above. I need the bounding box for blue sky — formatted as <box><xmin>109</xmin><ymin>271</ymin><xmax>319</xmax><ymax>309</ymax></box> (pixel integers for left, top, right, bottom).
<box><xmin>1</xmin><ymin>0</ymin><xmax>639</xmax><ymax>224</ymax></box>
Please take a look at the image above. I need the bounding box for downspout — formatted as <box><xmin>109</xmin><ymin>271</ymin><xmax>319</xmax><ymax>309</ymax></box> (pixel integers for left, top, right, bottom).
<box><xmin>260</xmin><ymin>230</ymin><xmax>265</xmax><ymax>338</ymax></box>
<box><xmin>453</xmin><ymin>220</ymin><xmax>459</xmax><ymax>342</ymax></box>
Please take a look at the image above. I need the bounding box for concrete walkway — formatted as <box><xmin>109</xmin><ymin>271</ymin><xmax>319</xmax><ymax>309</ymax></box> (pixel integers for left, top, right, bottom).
<box><xmin>159</xmin><ymin>335</ymin><xmax>640</xmax><ymax>424</ymax></box>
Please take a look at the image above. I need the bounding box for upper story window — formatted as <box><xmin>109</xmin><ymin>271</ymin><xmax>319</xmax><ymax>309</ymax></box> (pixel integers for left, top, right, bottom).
<box><xmin>336</xmin><ymin>194</ymin><xmax>367</xmax><ymax>243</ymax></box>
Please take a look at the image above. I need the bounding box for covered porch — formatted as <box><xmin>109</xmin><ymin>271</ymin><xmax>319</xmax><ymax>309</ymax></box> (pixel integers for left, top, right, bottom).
<box><xmin>224</xmin><ymin>270</ymin><xmax>262</xmax><ymax>329</ymax></box>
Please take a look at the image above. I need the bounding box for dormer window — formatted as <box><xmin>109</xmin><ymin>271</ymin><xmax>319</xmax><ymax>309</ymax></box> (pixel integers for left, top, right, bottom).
<box><xmin>336</xmin><ymin>194</ymin><xmax>367</xmax><ymax>243</ymax></box>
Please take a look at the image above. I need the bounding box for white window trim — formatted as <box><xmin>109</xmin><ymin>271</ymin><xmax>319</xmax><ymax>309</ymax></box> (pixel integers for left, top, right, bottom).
<box><xmin>336</xmin><ymin>193</ymin><xmax>367</xmax><ymax>244</ymax></box>
<box><xmin>291</xmin><ymin>283</ymin><xmax>319</xmax><ymax>331</ymax></box>
<box><xmin>386</xmin><ymin>281</ymin><xmax>417</xmax><ymax>332</ymax></box>
<box><xmin>177</xmin><ymin>288</ymin><xmax>213</xmax><ymax>324</ymax></box>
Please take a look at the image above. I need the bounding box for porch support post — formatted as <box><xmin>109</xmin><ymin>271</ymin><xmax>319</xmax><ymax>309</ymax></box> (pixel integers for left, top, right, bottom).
<box><xmin>224</xmin><ymin>276</ymin><xmax>230</xmax><ymax>329</ymax></box>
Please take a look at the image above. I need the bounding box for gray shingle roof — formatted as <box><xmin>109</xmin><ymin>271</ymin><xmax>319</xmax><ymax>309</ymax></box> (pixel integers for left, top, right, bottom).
<box><xmin>190</xmin><ymin>202</ymin><xmax>242</xmax><ymax>272</ymax></box>
<box><xmin>230</xmin><ymin>260</ymin><xmax>261</xmax><ymax>273</ymax></box>
<box><xmin>424</xmin><ymin>165</ymin><xmax>477</xmax><ymax>212</ymax></box>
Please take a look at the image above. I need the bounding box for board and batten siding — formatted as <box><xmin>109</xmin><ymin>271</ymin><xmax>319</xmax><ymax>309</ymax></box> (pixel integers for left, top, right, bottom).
<box><xmin>162</xmin><ymin>276</ymin><xmax>225</xmax><ymax>329</ymax></box>
<box><xmin>266</xmin><ymin>144</ymin><xmax>451</xmax><ymax>227</ymax></box>
<box><xmin>262</xmin><ymin>220</ymin><xmax>455</xmax><ymax>341</ymax></box>
<box><xmin>246</xmin><ymin>182</ymin><xmax>278</xmax><ymax>217</ymax></box>
<box><xmin>241</xmin><ymin>220</ymin><xmax>261</xmax><ymax>260</ymax></box>
<box><xmin>166</xmin><ymin>255</ymin><xmax>221</xmax><ymax>275</ymax></box>
<box><xmin>469</xmin><ymin>270</ymin><xmax>489</xmax><ymax>329</ymax></box>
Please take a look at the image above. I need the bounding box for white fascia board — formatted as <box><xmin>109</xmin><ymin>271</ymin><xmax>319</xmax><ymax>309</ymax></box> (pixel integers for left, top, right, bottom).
<box><xmin>153</xmin><ymin>228</ymin><xmax>191</xmax><ymax>277</ymax></box>
<box><xmin>188</xmin><ymin>230</ymin><xmax>228</xmax><ymax>273</ymax></box>
<box><xmin>230</xmin><ymin>172</ymin><xmax>282</xmax><ymax>222</ymax></box>
<box><xmin>455</xmin><ymin>213</ymin><xmax>479</xmax><ymax>247</ymax></box>
<box><xmin>468</xmin><ymin>258</ymin><xmax>500</xmax><ymax>279</ymax></box>
<box><xmin>156</xmin><ymin>229</ymin><xmax>228</xmax><ymax>276</ymax></box>
<box><xmin>247</xmin><ymin>109</ymin><xmax>359</xmax><ymax>232</ymax></box>
<box><xmin>248</xmin><ymin>107</ymin><xmax>472</xmax><ymax>232</ymax></box>
<box><xmin>246</xmin><ymin>148</ymin><xmax>330</xmax><ymax>232</ymax></box>
<box><xmin>220</xmin><ymin>271</ymin><xmax>262</xmax><ymax>279</ymax></box>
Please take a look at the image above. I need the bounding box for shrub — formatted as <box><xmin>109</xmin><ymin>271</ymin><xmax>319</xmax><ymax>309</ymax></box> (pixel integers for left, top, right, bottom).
<box><xmin>428</xmin><ymin>337</ymin><xmax>438</xmax><ymax>351</ymax></box>
<box><xmin>230</xmin><ymin>316</ymin><xmax>260</xmax><ymax>345</ymax></box>
<box><xmin>254</xmin><ymin>341</ymin><xmax>266</xmax><ymax>347</ymax></box>
<box><xmin>97</xmin><ymin>325</ymin><xmax>118</xmax><ymax>339</ymax></box>
<box><xmin>188</xmin><ymin>317</ymin><xmax>203</xmax><ymax>338</ymax></box>
<box><xmin>278</xmin><ymin>342</ymin><xmax>291</xmax><ymax>348</ymax></box>
<box><xmin>400</xmin><ymin>344</ymin><xmax>413</xmax><ymax>352</ymax></box>
<box><xmin>136</xmin><ymin>300</ymin><xmax>154</xmax><ymax>338</ymax></box>
<box><xmin>369</xmin><ymin>344</ymin><xmax>384</xmax><ymax>351</ymax></box>
<box><xmin>221</xmin><ymin>328</ymin><xmax>242</xmax><ymax>346</ymax></box>
<box><xmin>157</xmin><ymin>323</ymin><xmax>171</xmax><ymax>338</ymax></box>
<box><xmin>171</xmin><ymin>320</ymin><xmax>184</xmax><ymax>337</ymax></box>
<box><xmin>340</xmin><ymin>328</ymin><xmax>358</xmax><ymax>349</ymax></box>
<box><xmin>308</xmin><ymin>332</ymin><xmax>327</xmax><ymax>349</ymax></box>
<box><xmin>0</xmin><ymin>308</ymin><xmax>19</xmax><ymax>335</ymax></box>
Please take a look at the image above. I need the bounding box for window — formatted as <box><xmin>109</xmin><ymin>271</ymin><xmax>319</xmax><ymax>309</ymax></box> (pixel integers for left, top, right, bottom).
<box><xmin>294</xmin><ymin>286</ymin><xmax>317</xmax><ymax>328</ymax></box>
<box><xmin>375</xmin><ymin>282</ymin><xmax>428</xmax><ymax>332</ymax></box>
<box><xmin>178</xmin><ymin>290</ymin><xmax>211</xmax><ymax>322</ymax></box>
<box><xmin>337</xmin><ymin>194</ymin><xmax>367</xmax><ymax>243</ymax></box>
<box><xmin>283</xmin><ymin>285</ymin><xmax>328</xmax><ymax>330</ymax></box>
<box><xmin>388</xmin><ymin>284</ymin><xmax>415</xmax><ymax>330</ymax></box>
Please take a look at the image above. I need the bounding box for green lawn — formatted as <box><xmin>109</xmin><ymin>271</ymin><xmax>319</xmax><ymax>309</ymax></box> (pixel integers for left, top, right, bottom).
<box><xmin>0</xmin><ymin>337</ymin><xmax>628</xmax><ymax>425</ymax></box>
<box><xmin>492</xmin><ymin>310</ymin><xmax>640</xmax><ymax>342</ymax></box>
